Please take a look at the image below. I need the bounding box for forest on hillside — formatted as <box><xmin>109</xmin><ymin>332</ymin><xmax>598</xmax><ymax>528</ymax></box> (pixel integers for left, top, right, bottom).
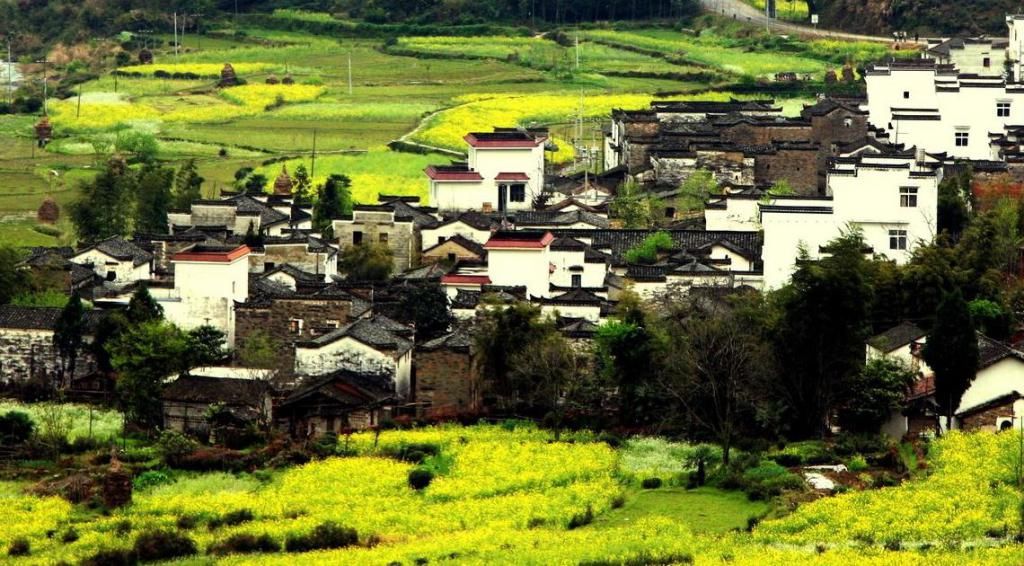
<box><xmin>810</xmin><ymin>0</ymin><xmax>1021</xmax><ymax>36</ymax></box>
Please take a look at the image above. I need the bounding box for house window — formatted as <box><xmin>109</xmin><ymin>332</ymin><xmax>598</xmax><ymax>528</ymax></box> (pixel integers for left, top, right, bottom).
<box><xmin>899</xmin><ymin>187</ymin><xmax>918</xmax><ymax>207</ymax></box>
<box><xmin>106</xmin><ymin>271</ymin><xmax>116</xmax><ymax>282</ymax></box>
<box><xmin>954</xmin><ymin>131</ymin><xmax>969</xmax><ymax>147</ymax></box>
<box><xmin>437</xmin><ymin>236</ymin><xmax>445</xmax><ymax>245</ymax></box>
<box><xmin>571</xmin><ymin>274</ymin><xmax>582</xmax><ymax>288</ymax></box>
<box><xmin>889</xmin><ymin>229</ymin><xmax>908</xmax><ymax>251</ymax></box>
<box><xmin>843</xmin><ymin>117</ymin><xmax>853</xmax><ymax>128</ymax></box>
<box><xmin>325</xmin><ymin>319</ymin><xmax>340</xmax><ymax>329</ymax></box>
<box><xmin>903</xmin><ymin>91</ymin><xmax>910</xmax><ymax>99</ymax></box>
<box><xmin>509</xmin><ymin>184</ymin><xmax>526</xmax><ymax>202</ymax></box>
<box><xmin>664</xmin><ymin>206</ymin><xmax>676</xmax><ymax>218</ymax></box>
<box><xmin>447</xmin><ymin>252</ymin><xmax>457</xmax><ymax>263</ymax></box>
<box><xmin>998</xmin><ymin>102</ymin><xmax>1012</xmax><ymax>117</ymax></box>
<box><xmin>288</xmin><ymin>319</ymin><xmax>304</xmax><ymax>334</ymax></box>
<box><xmin>984</xmin><ymin>57</ymin><xmax>992</xmax><ymax>68</ymax></box>
<box><xmin>264</xmin><ymin>261</ymin><xmax>275</xmax><ymax>271</ymax></box>
<box><xmin>379</xmin><ymin>233</ymin><xmax>389</xmax><ymax>244</ymax></box>
<box><xmin>353</xmin><ymin>231</ymin><xmax>363</xmax><ymax>244</ymax></box>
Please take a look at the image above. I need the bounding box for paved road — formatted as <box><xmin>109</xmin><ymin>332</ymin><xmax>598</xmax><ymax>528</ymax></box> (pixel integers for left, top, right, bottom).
<box><xmin>699</xmin><ymin>0</ymin><xmax>920</xmax><ymax>44</ymax></box>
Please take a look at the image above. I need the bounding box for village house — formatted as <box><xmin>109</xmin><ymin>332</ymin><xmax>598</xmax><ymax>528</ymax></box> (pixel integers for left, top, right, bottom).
<box><xmin>425</xmin><ymin>128</ymin><xmax>548</xmax><ymax>214</ymax></box>
<box><xmin>293</xmin><ymin>314</ymin><xmax>414</xmax><ymax>399</ymax></box>
<box><xmin>333</xmin><ymin>197</ymin><xmax>439</xmax><ymax>273</ymax></box>
<box><xmin>0</xmin><ymin>305</ymin><xmax>107</xmax><ymax>389</ymax></box>
<box><xmin>483</xmin><ymin>231</ymin><xmax>555</xmax><ymax>298</ymax></box>
<box><xmin>414</xmin><ymin>326</ymin><xmax>479</xmax><ymax>418</ymax></box>
<box><xmin>161</xmin><ymin>370</ymin><xmax>274</xmax><ymax>439</ymax></box>
<box><xmin>18</xmin><ymin>247</ymin><xmax>100</xmax><ymax>297</ymax></box>
<box><xmin>71</xmin><ymin>237</ymin><xmax>153</xmax><ymax>287</ymax></box>
<box><xmin>277</xmin><ymin>369</ymin><xmax>397</xmax><ymax>435</ymax></box>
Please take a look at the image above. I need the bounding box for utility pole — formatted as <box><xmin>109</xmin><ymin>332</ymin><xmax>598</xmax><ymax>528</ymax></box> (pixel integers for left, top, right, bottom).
<box><xmin>173</xmin><ymin>12</ymin><xmax>179</xmax><ymax>59</ymax></box>
<box><xmin>311</xmin><ymin>128</ymin><xmax>318</xmax><ymax>180</ymax></box>
<box><xmin>76</xmin><ymin>86</ymin><xmax>82</xmax><ymax>118</ymax></box>
<box><xmin>6</xmin><ymin>41</ymin><xmax>12</xmax><ymax>106</ymax></box>
<box><xmin>35</xmin><ymin>59</ymin><xmax>50</xmax><ymax>115</ymax></box>
<box><xmin>575</xmin><ymin>32</ymin><xmax>580</xmax><ymax>70</ymax></box>
<box><xmin>347</xmin><ymin>52</ymin><xmax>353</xmax><ymax>95</ymax></box>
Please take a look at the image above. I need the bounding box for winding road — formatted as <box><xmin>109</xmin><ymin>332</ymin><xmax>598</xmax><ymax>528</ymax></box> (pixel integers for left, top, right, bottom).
<box><xmin>699</xmin><ymin>0</ymin><xmax>920</xmax><ymax>44</ymax></box>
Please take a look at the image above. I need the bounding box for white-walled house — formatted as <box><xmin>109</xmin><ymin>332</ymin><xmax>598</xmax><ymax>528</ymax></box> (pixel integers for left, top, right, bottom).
<box><xmin>483</xmin><ymin>231</ymin><xmax>554</xmax><ymax>298</ymax></box>
<box><xmin>71</xmin><ymin>237</ymin><xmax>152</xmax><ymax>286</ymax></box>
<box><xmin>293</xmin><ymin>315</ymin><xmax>414</xmax><ymax>399</ymax></box>
<box><xmin>155</xmin><ymin>244</ymin><xmax>251</xmax><ymax>347</ymax></box>
<box><xmin>425</xmin><ymin>130</ymin><xmax>547</xmax><ymax>213</ymax></box>
<box><xmin>421</xmin><ymin>212</ymin><xmax>495</xmax><ymax>250</ymax></box>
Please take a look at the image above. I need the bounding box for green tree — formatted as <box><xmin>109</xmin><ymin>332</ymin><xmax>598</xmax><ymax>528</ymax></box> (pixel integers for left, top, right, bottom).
<box><xmin>115</xmin><ymin>130</ymin><xmax>159</xmax><ymax>163</ymax></box>
<box><xmin>837</xmin><ymin>357</ymin><xmax>916</xmax><ymax>434</ymax></box>
<box><xmin>594</xmin><ymin>292</ymin><xmax>663</xmax><ymax>425</ymax></box>
<box><xmin>394</xmin><ymin>282</ymin><xmax>453</xmax><ymax>341</ymax></box>
<box><xmin>52</xmin><ymin>292</ymin><xmax>86</xmax><ymax>389</ymax></box>
<box><xmin>292</xmin><ymin>164</ymin><xmax>313</xmax><ymax>204</ymax></box>
<box><xmin>675</xmin><ymin>168</ymin><xmax>718</xmax><ymax>212</ymax></box>
<box><xmin>969</xmin><ymin>298</ymin><xmax>1013</xmax><ymax>340</ymax></box>
<box><xmin>624</xmin><ymin>231</ymin><xmax>673</xmax><ymax>264</ymax></box>
<box><xmin>92</xmin><ymin>312</ymin><xmax>128</xmax><ymax>374</ymax></box>
<box><xmin>922</xmin><ymin>288</ymin><xmax>979</xmax><ymax>431</ymax></box>
<box><xmin>313</xmin><ymin>174</ymin><xmax>353</xmax><ymax>233</ymax></box>
<box><xmin>185</xmin><ymin>325</ymin><xmax>227</xmax><ymax>368</ymax></box>
<box><xmin>172</xmin><ymin>159</ymin><xmax>204</xmax><ymax>210</ymax></box>
<box><xmin>70</xmin><ymin>158</ymin><xmax>135</xmax><ymax>243</ymax></box>
<box><xmin>110</xmin><ymin>320</ymin><xmax>190</xmax><ymax>429</ymax></box>
<box><xmin>772</xmin><ymin>231</ymin><xmax>873</xmax><ymax>438</ymax></box>
<box><xmin>609</xmin><ymin>180</ymin><xmax>659</xmax><ymax>228</ymax></box>
<box><xmin>243</xmin><ymin>174</ymin><xmax>268</xmax><ymax>195</ymax></box>
<box><xmin>243</xmin><ymin>220</ymin><xmax>264</xmax><ymax>248</ymax></box>
<box><xmin>135</xmin><ymin>163</ymin><xmax>174</xmax><ymax>234</ymax></box>
<box><xmin>126</xmin><ymin>285</ymin><xmax>163</xmax><ymax>325</ymax></box>
<box><xmin>0</xmin><ymin>245</ymin><xmax>29</xmax><ymax>305</ymax></box>
<box><xmin>339</xmin><ymin>242</ymin><xmax>393</xmax><ymax>281</ymax></box>
<box><xmin>937</xmin><ymin>167</ymin><xmax>971</xmax><ymax>239</ymax></box>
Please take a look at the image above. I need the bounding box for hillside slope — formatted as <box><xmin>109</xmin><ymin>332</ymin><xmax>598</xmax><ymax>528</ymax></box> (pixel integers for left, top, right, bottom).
<box><xmin>812</xmin><ymin>0</ymin><xmax>1019</xmax><ymax>36</ymax></box>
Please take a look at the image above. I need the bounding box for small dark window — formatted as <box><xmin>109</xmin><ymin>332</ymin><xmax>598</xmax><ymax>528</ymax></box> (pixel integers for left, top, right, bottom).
<box><xmin>264</xmin><ymin>262</ymin><xmax>275</xmax><ymax>271</ymax></box>
<box><xmin>998</xmin><ymin>102</ymin><xmax>1011</xmax><ymax>117</ymax></box>
<box><xmin>664</xmin><ymin>207</ymin><xmax>676</xmax><ymax>218</ymax></box>
<box><xmin>447</xmin><ymin>253</ymin><xmax>457</xmax><ymax>262</ymax></box>
<box><xmin>379</xmin><ymin>233</ymin><xmax>389</xmax><ymax>243</ymax></box>
<box><xmin>509</xmin><ymin>184</ymin><xmax>526</xmax><ymax>202</ymax></box>
<box><xmin>984</xmin><ymin>57</ymin><xmax>991</xmax><ymax>68</ymax></box>
<box><xmin>353</xmin><ymin>231</ymin><xmax>363</xmax><ymax>244</ymax></box>
<box><xmin>571</xmin><ymin>274</ymin><xmax>582</xmax><ymax>288</ymax></box>
<box><xmin>288</xmin><ymin>319</ymin><xmax>303</xmax><ymax>334</ymax></box>
<box><xmin>106</xmin><ymin>271</ymin><xmax>116</xmax><ymax>282</ymax></box>
<box><xmin>903</xmin><ymin>91</ymin><xmax>910</xmax><ymax>99</ymax></box>
<box><xmin>438</xmin><ymin>236</ymin><xmax>445</xmax><ymax>245</ymax></box>
<box><xmin>955</xmin><ymin>132</ymin><xmax>969</xmax><ymax>147</ymax></box>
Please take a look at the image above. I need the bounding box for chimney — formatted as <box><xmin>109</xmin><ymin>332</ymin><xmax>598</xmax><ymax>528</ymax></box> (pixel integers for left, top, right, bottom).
<box><xmin>915</xmin><ymin>147</ymin><xmax>926</xmax><ymax>165</ymax></box>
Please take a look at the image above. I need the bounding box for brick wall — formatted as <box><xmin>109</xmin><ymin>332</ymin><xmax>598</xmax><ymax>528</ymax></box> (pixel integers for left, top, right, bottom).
<box><xmin>415</xmin><ymin>348</ymin><xmax>479</xmax><ymax>417</ymax></box>
<box><xmin>236</xmin><ymin>298</ymin><xmax>353</xmax><ymax>376</ymax></box>
<box><xmin>334</xmin><ymin>214</ymin><xmax>416</xmax><ymax>273</ymax></box>
<box><xmin>0</xmin><ymin>329</ymin><xmax>98</xmax><ymax>388</ymax></box>
<box><xmin>755</xmin><ymin>149</ymin><xmax>819</xmax><ymax>194</ymax></box>
<box><xmin>960</xmin><ymin>402</ymin><xmax>1015</xmax><ymax>432</ymax></box>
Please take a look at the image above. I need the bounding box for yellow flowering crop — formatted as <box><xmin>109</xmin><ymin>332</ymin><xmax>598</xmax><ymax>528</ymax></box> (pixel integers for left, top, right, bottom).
<box><xmin>116</xmin><ymin>63</ymin><xmax>275</xmax><ymax>77</ymax></box>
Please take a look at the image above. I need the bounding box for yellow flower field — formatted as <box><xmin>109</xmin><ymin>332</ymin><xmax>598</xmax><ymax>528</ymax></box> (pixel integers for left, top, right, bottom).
<box><xmin>117</xmin><ymin>63</ymin><xmax>275</xmax><ymax>77</ymax></box>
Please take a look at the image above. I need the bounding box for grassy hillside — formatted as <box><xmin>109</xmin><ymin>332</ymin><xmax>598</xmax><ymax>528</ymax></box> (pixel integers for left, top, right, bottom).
<box><xmin>813</xmin><ymin>0</ymin><xmax>1019</xmax><ymax>35</ymax></box>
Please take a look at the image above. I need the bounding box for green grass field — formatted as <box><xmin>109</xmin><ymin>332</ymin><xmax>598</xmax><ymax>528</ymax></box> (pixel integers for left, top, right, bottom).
<box><xmin>593</xmin><ymin>486</ymin><xmax>769</xmax><ymax>533</ymax></box>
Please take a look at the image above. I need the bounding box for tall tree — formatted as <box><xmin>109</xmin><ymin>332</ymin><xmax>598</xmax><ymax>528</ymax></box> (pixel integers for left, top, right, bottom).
<box><xmin>313</xmin><ymin>174</ymin><xmax>352</xmax><ymax>234</ymax></box>
<box><xmin>0</xmin><ymin>245</ymin><xmax>29</xmax><ymax>305</ymax></box>
<box><xmin>185</xmin><ymin>325</ymin><xmax>227</xmax><ymax>368</ymax></box>
<box><xmin>937</xmin><ymin>166</ymin><xmax>971</xmax><ymax>239</ymax></box>
<box><xmin>609</xmin><ymin>180</ymin><xmax>660</xmax><ymax>228</ymax></box>
<box><xmin>922</xmin><ymin>288</ymin><xmax>979</xmax><ymax>431</ymax></box>
<box><xmin>837</xmin><ymin>357</ymin><xmax>916</xmax><ymax>434</ymax></box>
<box><xmin>126</xmin><ymin>285</ymin><xmax>163</xmax><ymax>325</ymax></box>
<box><xmin>172</xmin><ymin>159</ymin><xmax>204</xmax><ymax>210</ymax></box>
<box><xmin>772</xmin><ymin>232</ymin><xmax>873</xmax><ymax>438</ymax></box>
<box><xmin>594</xmin><ymin>292</ymin><xmax>663</xmax><ymax>425</ymax></box>
<box><xmin>52</xmin><ymin>292</ymin><xmax>86</xmax><ymax>389</ymax></box>
<box><xmin>135</xmin><ymin>163</ymin><xmax>174</xmax><ymax>234</ymax></box>
<box><xmin>292</xmin><ymin>164</ymin><xmax>313</xmax><ymax>204</ymax></box>
<box><xmin>109</xmin><ymin>320</ymin><xmax>189</xmax><ymax>429</ymax></box>
<box><xmin>339</xmin><ymin>242</ymin><xmax>393</xmax><ymax>281</ymax></box>
<box><xmin>392</xmin><ymin>282</ymin><xmax>453</xmax><ymax>341</ymax></box>
<box><xmin>70</xmin><ymin>157</ymin><xmax>135</xmax><ymax>243</ymax></box>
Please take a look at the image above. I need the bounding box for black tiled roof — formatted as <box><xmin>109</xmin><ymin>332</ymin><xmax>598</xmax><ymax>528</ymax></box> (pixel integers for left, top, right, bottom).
<box><xmin>225</xmin><ymin>195</ymin><xmax>289</xmax><ymax>226</ymax></box>
<box><xmin>541</xmin><ymin>288</ymin><xmax>605</xmax><ymax>305</ymax></box>
<box><xmin>301</xmin><ymin>314</ymin><xmax>413</xmax><ymax>355</ymax></box>
<box><xmin>77</xmin><ymin>237</ymin><xmax>153</xmax><ymax>267</ymax></box>
<box><xmin>281</xmin><ymin>369</ymin><xmax>395</xmax><ymax>408</ymax></box>
<box><xmin>419</xmin><ymin>325</ymin><xmax>473</xmax><ymax>353</ymax></box>
<box><xmin>868</xmin><ymin>321</ymin><xmax>926</xmax><ymax>353</ymax></box>
<box><xmin>0</xmin><ymin>305</ymin><xmax>108</xmax><ymax>332</ymax></box>
<box><xmin>161</xmin><ymin>375</ymin><xmax>270</xmax><ymax>405</ymax></box>
<box><xmin>511</xmin><ymin>210</ymin><xmax>610</xmax><ymax>228</ymax></box>
<box><xmin>554</xmin><ymin>229</ymin><xmax>762</xmax><ymax>266</ymax></box>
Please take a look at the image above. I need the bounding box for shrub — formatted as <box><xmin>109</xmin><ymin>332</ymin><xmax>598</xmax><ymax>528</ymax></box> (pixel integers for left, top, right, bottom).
<box><xmin>133</xmin><ymin>530</ymin><xmax>197</xmax><ymax>562</ymax></box>
<box><xmin>133</xmin><ymin>470</ymin><xmax>173</xmax><ymax>491</ymax></box>
<box><xmin>641</xmin><ymin>477</ymin><xmax>663</xmax><ymax>489</ymax></box>
<box><xmin>393</xmin><ymin>442</ymin><xmax>440</xmax><ymax>463</ymax></box>
<box><xmin>0</xmin><ymin>410</ymin><xmax>35</xmax><ymax>445</ymax></box>
<box><xmin>81</xmin><ymin>548</ymin><xmax>137</xmax><ymax>566</ymax></box>
<box><xmin>209</xmin><ymin>509</ymin><xmax>254</xmax><ymax>530</ymax></box>
<box><xmin>408</xmin><ymin>468</ymin><xmax>434</xmax><ymax>490</ymax></box>
<box><xmin>208</xmin><ymin>533</ymin><xmax>280</xmax><ymax>556</ymax></box>
<box><xmin>284</xmin><ymin>522</ymin><xmax>358</xmax><ymax>552</ymax></box>
<box><xmin>567</xmin><ymin>505</ymin><xmax>594</xmax><ymax>529</ymax></box>
<box><xmin>156</xmin><ymin>430</ymin><xmax>198</xmax><ymax>466</ymax></box>
<box><xmin>114</xmin><ymin>520</ymin><xmax>132</xmax><ymax>536</ymax></box>
<box><xmin>61</xmin><ymin>527</ymin><xmax>79</xmax><ymax>543</ymax></box>
<box><xmin>773</xmin><ymin>453</ymin><xmax>802</xmax><ymax>467</ymax></box>
<box><xmin>8</xmin><ymin>537</ymin><xmax>30</xmax><ymax>556</ymax></box>
<box><xmin>175</xmin><ymin>515</ymin><xmax>197</xmax><ymax>530</ymax></box>
<box><xmin>847</xmin><ymin>454</ymin><xmax>869</xmax><ymax>472</ymax></box>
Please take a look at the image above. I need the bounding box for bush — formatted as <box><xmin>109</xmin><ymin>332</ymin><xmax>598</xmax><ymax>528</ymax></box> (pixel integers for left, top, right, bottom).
<box><xmin>393</xmin><ymin>442</ymin><xmax>440</xmax><ymax>463</ymax></box>
<box><xmin>567</xmin><ymin>505</ymin><xmax>594</xmax><ymax>529</ymax></box>
<box><xmin>408</xmin><ymin>468</ymin><xmax>434</xmax><ymax>490</ymax></box>
<box><xmin>208</xmin><ymin>533</ymin><xmax>280</xmax><ymax>556</ymax></box>
<box><xmin>846</xmin><ymin>454</ymin><xmax>869</xmax><ymax>472</ymax></box>
<box><xmin>8</xmin><ymin>537</ymin><xmax>29</xmax><ymax>556</ymax></box>
<box><xmin>209</xmin><ymin>509</ymin><xmax>254</xmax><ymax>530</ymax></box>
<box><xmin>284</xmin><ymin>522</ymin><xmax>358</xmax><ymax>552</ymax></box>
<box><xmin>641</xmin><ymin>477</ymin><xmax>663</xmax><ymax>489</ymax></box>
<box><xmin>81</xmin><ymin>548</ymin><xmax>137</xmax><ymax>566</ymax></box>
<box><xmin>175</xmin><ymin>515</ymin><xmax>197</xmax><ymax>530</ymax></box>
<box><xmin>133</xmin><ymin>530</ymin><xmax>197</xmax><ymax>562</ymax></box>
<box><xmin>133</xmin><ymin>470</ymin><xmax>173</xmax><ymax>491</ymax></box>
<box><xmin>0</xmin><ymin>410</ymin><xmax>35</xmax><ymax>445</ymax></box>
<box><xmin>156</xmin><ymin>430</ymin><xmax>198</xmax><ymax>466</ymax></box>
<box><xmin>61</xmin><ymin>527</ymin><xmax>79</xmax><ymax>543</ymax></box>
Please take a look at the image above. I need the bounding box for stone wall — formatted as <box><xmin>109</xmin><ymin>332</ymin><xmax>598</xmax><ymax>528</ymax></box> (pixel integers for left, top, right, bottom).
<box><xmin>0</xmin><ymin>329</ymin><xmax>98</xmax><ymax>388</ymax></box>
<box><xmin>415</xmin><ymin>348</ymin><xmax>479</xmax><ymax>417</ymax></box>
<box><xmin>236</xmin><ymin>298</ymin><xmax>353</xmax><ymax>375</ymax></box>
<box><xmin>959</xmin><ymin>402</ymin><xmax>1015</xmax><ymax>431</ymax></box>
<box><xmin>334</xmin><ymin>213</ymin><xmax>417</xmax><ymax>273</ymax></box>
<box><xmin>719</xmin><ymin>123</ymin><xmax>812</xmax><ymax>145</ymax></box>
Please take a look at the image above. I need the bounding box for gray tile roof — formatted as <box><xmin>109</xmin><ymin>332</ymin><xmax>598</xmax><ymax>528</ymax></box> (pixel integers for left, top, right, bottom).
<box><xmin>79</xmin><ymin>237</ymin><xmax>153</xmax><ymax>267</ymax></box>
<box><xmin>868</xmin><ymin>321</ymin><xmax>927</xmax><ymax>353</ymax></box>
<box><xmin>555</xmin><ymin>229</ymin><xmax>762</xmax><ymax>266</ymax></box>
<box><xmin>226</xmin><ymin>195</ymin><xmax>289</xmax><ymax>226</ymax></box>
<box><xmin>302</xmin><ymin>314</ymin><xmax>413</xmax><ymax>355</ymax></box>
<box><xmin>0</xmin><ymin>305</ymin><xmax>107</xmax><ymax>332</ymax></box>
<box><xmin>419</xmin><ymin>325</ymin><xmax>473</xmax><ymax>352</ymax></box>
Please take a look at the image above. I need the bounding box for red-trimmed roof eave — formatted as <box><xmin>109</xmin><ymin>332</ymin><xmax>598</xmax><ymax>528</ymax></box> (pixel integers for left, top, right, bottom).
<box><xmin>495</xmin><ymin>172</ymin><xmax>531</xmax><ymax>181</ymax></box>
<box><xmin>173</xmin><ymin>245</ymin><xmax>251</xmax><ymax>263</ymax></box>
<box><xmin>464</xmin><ymin>134</ymin><xmax>547</xmax><ymax>148</ymax></box>
<box><xmin>441</xmin><ymin>274</ymin><xmax>492</xmax><ymax>285</ymax></box>
<box><xmin>424</xmin><ymin>166</ymin><xmax>484</xmax><ymax>182</ymax></box>
<box><xmin>484</xmin><ymin>232</ymin><xmax>555</xmax><ymax>250</ymax></box>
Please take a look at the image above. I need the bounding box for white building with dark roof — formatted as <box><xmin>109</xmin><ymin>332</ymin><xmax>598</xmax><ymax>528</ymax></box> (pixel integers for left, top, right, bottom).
<box><xmin>71</xmin><ymin>236</ymin><xmax>152</xmax><ymax>285</ymax></box>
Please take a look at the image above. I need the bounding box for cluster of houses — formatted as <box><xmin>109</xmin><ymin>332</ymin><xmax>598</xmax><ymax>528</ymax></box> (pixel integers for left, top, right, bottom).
<box><xmin>11</xmin><ymin>17</ymin><xmax>1024</xmax><ymax>438</ymax></box>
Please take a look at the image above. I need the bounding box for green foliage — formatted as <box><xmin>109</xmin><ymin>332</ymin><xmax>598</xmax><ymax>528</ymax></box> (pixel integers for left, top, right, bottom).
<box><xmin>132</xmin><ymin>529</ymin><xmax>197</xmax><ymax>562</ymax></box>
<box><xmin>624</xmin><ymin>231</ymin><xmax>674</xmax><ymax>264</ymax></box>
<box><xmin>134</xmin><ymin>164</ymin><xmax>174</xmax><ymax>234</ymax></box>
<box><xmin>937</xmin><ymin>168</ymin><xmax>970</xmax><ymax>238</ymax></box>
<box><xmin>676</xmin><ymin>169</ymin><xmax>718</xmax><ymax>212</ymax></box>
<box><xmin>157</xmin><ymin>430</ymin><xmax>199</xmax><ymax>467</ymax></box>
<box><xmin>244</xmin><ymin>174</ymin><xmax>269</xmax><ymax>195</ymax></box>
<box><xmin>11</xmin><ymin>289</ymin><xmax>70</xmax><ymax>307</ymax></box>
<box><xmin>968</xmin><ymin>298</ymin><xmax>1012</xmax><ymax>339</ymax></box>
<box><xmin>110</xmin><ymin>320</ymin><xmax>190</xmax><ymax>429</ymax></box>
<box><xmin>313</xmin><ymin>174</ymin><xmax>353</xmax><ymax>232</ymax></box>
<box><xmin>923</xmin><ymin>288</ymin><xmax>979</xmax><ymax>428</ymax></box>
<box><xmin>0</xmin><ymin>245</ymin><xmax>29</xmax><ymax>305</ymax></box>
<box><xmin>53</xmin><ymin>293</ymin><xmax>86</xmax><ymax>388</ymax></box>
<box><xmin>610</xmin><ymin>180</ymin><xmax>661</xmax><ymax>229</ymax></box>
<box><xmin>284</xmin><ymin>522</ymin><xmax>358</xmax><ymax>552</ymax></box>
<box><xmin>0</xmin><ymin>401</ymin><xmax>121</xmax><ymax>442</ymax></box>
<box><xmin>339</xmin><ymin>242</ymin><xmax>393</xmax><ymax>281</ymax></box>
<box><xmin>846</xmin><ymin>454</ymin><xmax>869</xmax><ymax>472</ymax></box>
<box><xmin>393</xmin><ymin>282</ymin><xmax>453</xmax><ymax>342</ymax></box>
<box><xmin>594</xmin><ymin>296</ymin><xmax>662</xmax><ymax>425</ymax></box>
<box><xmin>837</xmin><ymin>357</ymin><xmax>916</xmax><ymax>434</ymax></box>
<box><xmin>208</xmin><ymin>533</ymin><xmax>281</xmax><ymax>556</ymax></box>
<box><xmin>70</xmin><ymin>159</ymin><xmax>135</xmax><ymax>243</ymax></box>
<box><xmin>0</xmin><ymin>411</ymin><xmax>35</xmax><ymax>446</ymax></box>
<box><xmin>408</xmin><ymin>468</ymin><xmax>434</xmax><ymax>490</ymax></box>
<box><xmin>126</xmin><ymin>285</ymin><xmax>163</xmax><ymax>325</ymax></box>
<box><xmin>172</xmin><ymin>159</ymin><xmax>204</xmax><ymax>211</ymax></box>
<box><xmin>115</xmin><ymin>130</ymin><xmax>159</xmax><ymax>163</ymax></box>
<box><xmin>236</xmin><ymin>330</ymin><xmax>284</xmax><ymax>370</ymax></box>
<box><xmin>133</xmin><ymin>470</ymin><xmax>173</xmax><ymax>491</ymax></box>
<box><xmin>185</xmin><ymin>325</ymin><xmax>228</xmax><ymax>367</ymax></box>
